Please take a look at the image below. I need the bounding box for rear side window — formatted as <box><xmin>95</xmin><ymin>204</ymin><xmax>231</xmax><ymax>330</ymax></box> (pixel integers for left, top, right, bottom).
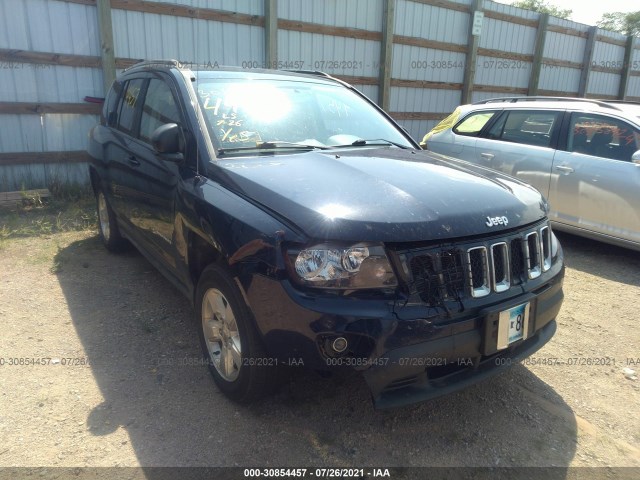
<box><xmin>452</xmin><ymin>111</ymin><xmax>496</xmax><ymax>136</ymax></box>
<box><xmin>103</xmin><ymin>81</ymin><xmax>122</xmax><ymax>127</ymax></box>
<box><xmin>567</xmin><ymin>113</ymin><xmax>640</xmax><ymax>162</ymax></box>
<box><xmin>117</xmin><ymin>79</ymin><xmax>145</xmax><ymax>136</ymax></box>
<box><xmin>139</xmin><ymin>79</ymin><xmax>182</xmax><ymax>143</ymax></box>
<box><xmin>485</xmin><ymin>110</ymin><xmax>560</xmax><ymax>147</ymax></box>
<box><xmin>421</xmin><ymin>108</ymin><xmax>462</xmax><ymax>145</ymax></box>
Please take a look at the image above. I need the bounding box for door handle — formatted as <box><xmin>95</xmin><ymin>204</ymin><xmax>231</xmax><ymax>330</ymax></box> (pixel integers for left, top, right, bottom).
<box><xmin>127</xmin><ymin>155</ymin><xmax>140</xmax><ymax>166</ymax></box>
<box><xmin>480</xmin><ymin>153</ymin><xmax>494</xmax><ymax>161</ymax></box>
<box><xmin>555</xmin><ymin>165</ymin><xmax>574</xmax><ymax>173</ymax></box>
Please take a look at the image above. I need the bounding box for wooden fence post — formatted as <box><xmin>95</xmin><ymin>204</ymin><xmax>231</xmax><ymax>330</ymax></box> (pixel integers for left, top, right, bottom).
<box><xmin>618</xmin><ymin>35</ymin><xmax>634</xmax><ymax>100</ymax></box>
<box><xmin>461</xmin><ymin>0</ymin><xmax>483</xmax><ymax>104</ymax></box>
<box><xmin>96</xmin><ymin>0</ymin><xmax>116</xmax><ymax>95</ymax></box>
<box><xmin>378</xmin><ymin>0</ymin><xmax>395</xmax><ymax>110</ymax></box>
<box><xmin>578</xmin><ymin>26</ymin><xmax>597</xmax><ymax>97</ymax></box>
<box><xmin>528</xmin><ymin>13</ymin><xmax>549</xmax><ymax>96</ymax></box>
<box><xmin>264</xmin><ymin>0</ymin><xmax>278</xmax><ymax>68</ymax></box>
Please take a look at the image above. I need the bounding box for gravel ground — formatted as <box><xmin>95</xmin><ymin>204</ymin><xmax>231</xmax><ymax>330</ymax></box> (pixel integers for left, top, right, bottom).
<box><xmin>0</xmin><ymin>219</ymin><xmax>638</xmax><ymax>477</ymax></box>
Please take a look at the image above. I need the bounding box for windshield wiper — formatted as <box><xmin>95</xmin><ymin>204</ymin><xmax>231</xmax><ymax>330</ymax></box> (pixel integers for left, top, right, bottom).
<box><xmin>332</xmin><ymin>139</ymin><xmax>411</xmax><ymax>149</ymax></box>
<box><xmin>218</xmin><ymin>141</ymin><xmax>329</xmax><ymax>155</ymax></box>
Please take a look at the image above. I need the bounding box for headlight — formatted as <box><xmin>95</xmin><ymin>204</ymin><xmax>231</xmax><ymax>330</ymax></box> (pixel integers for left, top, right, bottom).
<box><xmin>288</xmin><ymin>244</ymin><xmax>398</xmax><ymax>289</ymax></box>
<box><xmin>551</xmin><ymin>231</ymin><xmax>560</xmax><ymax>260</ymax></box>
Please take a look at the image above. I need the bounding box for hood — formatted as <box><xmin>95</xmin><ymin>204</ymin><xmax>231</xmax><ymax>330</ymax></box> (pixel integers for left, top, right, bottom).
<box><xmin>210</xmin><ymin>148</ymin><xmax>547</xmax><ymax>243</ymax></box>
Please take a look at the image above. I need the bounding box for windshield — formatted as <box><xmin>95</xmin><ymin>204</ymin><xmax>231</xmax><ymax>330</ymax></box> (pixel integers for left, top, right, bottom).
<box><xmin>194</xmin><ymin>78</ymin><xmax>413</xmax><ymax>154</ymax></box>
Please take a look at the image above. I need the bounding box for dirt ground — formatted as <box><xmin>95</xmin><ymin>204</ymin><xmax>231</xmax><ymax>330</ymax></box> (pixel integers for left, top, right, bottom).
<box><xmin>0</xmin><ymin>206</ymin><xmax>639</xmax><ymax>477</ymax></box>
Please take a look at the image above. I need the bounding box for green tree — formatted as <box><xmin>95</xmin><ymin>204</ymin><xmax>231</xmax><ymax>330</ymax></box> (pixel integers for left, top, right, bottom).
<box><xmin>511</xmin><ymin>0</ymin><xmax>572</xmax><ymax>19</ymax></box>
<box><xmin>597</xmin><ymin>11</ymin><xmax>640</xmax><ymax>37</ymax></box>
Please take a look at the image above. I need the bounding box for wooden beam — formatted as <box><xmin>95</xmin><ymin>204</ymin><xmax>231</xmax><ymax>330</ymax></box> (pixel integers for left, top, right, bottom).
<box><xmin>0</xmin><ymin>189</ymin><xmax>51</xmax><ymax>207</ymax></box>
<box><xmin>379</xmin><ymin>0</ymin><xmax>395</xmax><ymax>110</ymax></box>
<box><xmin>96</xmin><ymin>0</ymin><xmax>116</xmax><ymax>94</ymax></box>
<box><xmin>539</xmin><ymin>58</ymin><xmax>582</xmax><ymax>70</ymax></box>
<box><xmin>0</xmin><ymin>102</ymin><xmax>102</xmax><ymax>115</ymax></box>
<box><xmin>278</xmin><ymin>19</ymin><xmax>381</xmax><ymax>41</ymax></box>
<box><xmin>585</xmin><ymin>93</ymin><xmax>618</xmax><ymax>100</ymax></box>
<box><xmin>0</xmin><ymin>151</ymin><xmax>91</xmax><ymax>166</ymax></box>
<box><xmin>618</xmin><ymin>36</ymin><xmax>635</xmax><ymax>100</ymax></box>
<box><xmin>537</xmin><ymin>89</ymin><xmax>579</xmax><ymax>97</ymax></box>
<box><xmin>110</xmin><ymin>0</ymin><xmax>264</xmax><ymax>26</ymax></box>
<box><xmin>547</xmin><ymin>24</ymin><xmax>588</xmax><ymax>39</ymax></box>
<box><xmin>390</xmin><ymin>78</ymin><xmax>461</xmax><ymax>90</ymax></box>
<box><xmin>333</xmin><ymin>75</ymin><xmax>379</xmax><ymax>86</ymax></box>
<box><xmin>529</xmin><ymin>13</ymin><xmax>549</xmax><ymax>96</ymax></box>
<box><xmin>408</xmin><ymin>0</ymin><xmax>470</xmax><ymax>14</ymax></box>
<box><xmin>484</xmin><ymin>10</ymin><xmax>537</xmax><ymax>28</ymax></box>
<box><xmin>472</xmin><ymin>85</ymin><xmax>528</xmax><ymax>94</ymax></box>
<box><xmin>590</xmin><ymin>65</ymin><xmax>623</xmax><ymax>75</ymax></box>
<box><xmin>62</xmin><ymin>0</ymin><xmax>96</xmax><ymax>5</ymax></box>
<box><xmin>264</xmin><ymin>0</ymin><xmax>278</xmax><ymax>68</ymax></box>
<box><xmin>393</xmin><ymin>35</ymin><xmax>466</xmax><ymax>53</ymax></box>
<box><xmin>0</xmin><ymin>49</ymin><xmax>100</xmax><ymax>68</ymax></box>
<box><xmin>477</xmin><ymin>48</ymin><xmax>532</xmax><ymax>63</ymax></box>
<box><xmin>390</xmin><ymin>112</ymin><xmax>448</xmax><ymax>121</ymax></box>
<box><xmin>578</xmin><ymin>26</ymin><xmax>597</xmax><ymax>97</ymax></box>
<box><xmin>595</xmin><ymin>35</ymin><xmax>627</xmax><ymax>47</ymax></box>
<box><xmin>461</xmin><ymin>0</ymin><xmax>483</xmax><ymax>104</ymax></box>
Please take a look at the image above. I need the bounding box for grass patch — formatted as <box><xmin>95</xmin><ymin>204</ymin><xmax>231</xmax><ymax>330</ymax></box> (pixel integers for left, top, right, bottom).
<box><xmin>0</xmin><ymin>195</ymin><xmax>97</xmax><ymax>247</ymax></box>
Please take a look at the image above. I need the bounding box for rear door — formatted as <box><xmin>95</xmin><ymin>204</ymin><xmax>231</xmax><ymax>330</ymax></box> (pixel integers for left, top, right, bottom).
<box><xmin>106</xmin><ymin>77</ymin><xmax>146</xmax><ymax>230</ymax></box>
<box><xmin>549</xmin><ymin>112</ymin><xmax>640</xmax><ymax>244</ymax></box>
<box><xmin>473</xmin><ymin>109</ymin><xmax>563</xmax><ymax>198</ymax></box>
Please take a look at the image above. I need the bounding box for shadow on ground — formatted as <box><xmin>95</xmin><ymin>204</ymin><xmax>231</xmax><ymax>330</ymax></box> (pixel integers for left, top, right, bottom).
<box><xmin>54</xmin><ymin>236</ymin><xmax>577</xmax><ymax>476</ymax></box>
<box><xmin>555</xmin><ymin>231</ymin><xmax>640</xmax><ymax>286</ymax></box>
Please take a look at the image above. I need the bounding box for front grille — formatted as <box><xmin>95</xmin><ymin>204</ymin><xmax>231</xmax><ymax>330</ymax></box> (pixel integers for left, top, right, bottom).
<box><xmin>404</xmin><ymin>222</ymin><xmax>552</xmax><ymax>306</ymax></box>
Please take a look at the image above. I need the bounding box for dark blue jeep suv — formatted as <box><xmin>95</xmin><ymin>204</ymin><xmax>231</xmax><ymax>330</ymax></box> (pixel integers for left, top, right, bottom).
<box><xmin>88</xmin><ymin>61</ymin><xmax>564</xmax><ymax>408</ymax></box>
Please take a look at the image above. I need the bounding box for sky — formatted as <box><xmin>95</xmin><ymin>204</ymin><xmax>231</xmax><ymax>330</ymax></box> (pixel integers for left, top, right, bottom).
<box><xmin>492</xmin><ymin>0</ymin><xmax>639</xmax><ymax>27</ymax></box>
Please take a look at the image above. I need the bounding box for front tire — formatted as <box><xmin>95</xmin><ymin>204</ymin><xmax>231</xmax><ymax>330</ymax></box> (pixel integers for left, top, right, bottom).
<box><xmin>96</xmin><ymin>189</ymin><xmax>127</xmax><ymax>252</ymax></box>
<box><xmin>195</xmin><ymin>263</ymin><xmax>281</xmax><ymax>403</ymax></box>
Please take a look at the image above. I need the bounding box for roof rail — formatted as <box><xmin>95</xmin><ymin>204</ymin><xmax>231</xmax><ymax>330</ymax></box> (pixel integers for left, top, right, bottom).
<box><xmin>282</xmin><ymin>70</ymin><xmax>333</xmax><ymax>78</ymax></box>
<box><xmin>472</xmin><ymin>96</ymin><xmax>622</xmax><ymax>111</ymax></box>
<box><xmin>123</xmin><ymin>59</ymin><xmax>183</xmax><ymax>72</ymax></box>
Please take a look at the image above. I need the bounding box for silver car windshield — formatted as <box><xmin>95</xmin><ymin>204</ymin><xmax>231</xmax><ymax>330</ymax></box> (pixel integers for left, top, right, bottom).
<box><xmin>194</xmin><ymin>79</ymin><xmax>413</xmax><ymax>154</ymax></box>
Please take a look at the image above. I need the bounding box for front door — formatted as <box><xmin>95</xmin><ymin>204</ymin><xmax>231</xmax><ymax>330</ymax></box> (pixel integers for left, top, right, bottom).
<box><xmin>549</xmin><ymin>112</ymin><xmax>640</xmax><ymax>244</ymax></box>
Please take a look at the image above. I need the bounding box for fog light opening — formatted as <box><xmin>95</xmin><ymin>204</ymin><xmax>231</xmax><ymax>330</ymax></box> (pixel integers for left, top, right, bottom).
<box><xmin>332</xmin><ymin>337</ymin><xmax>348</xmax><ymax>353</ymax></box>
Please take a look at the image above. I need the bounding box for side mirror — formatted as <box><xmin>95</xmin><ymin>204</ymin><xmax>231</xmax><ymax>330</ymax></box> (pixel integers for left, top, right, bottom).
<box><xmin>632</xmin><ymin>150</ymin><xmax>640</xmax><ymax>165</ymax></box>
<box><xmin>151</xmin><ymin>123</ymin><xmax>184</xmax><ymax>163</ymax></box>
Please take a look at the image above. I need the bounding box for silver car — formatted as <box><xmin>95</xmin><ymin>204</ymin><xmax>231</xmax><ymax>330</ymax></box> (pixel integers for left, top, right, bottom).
<box><xmin>422</xmin><ymin>97</ymin><xmax>640</xmax><ymax>251</ymax></box>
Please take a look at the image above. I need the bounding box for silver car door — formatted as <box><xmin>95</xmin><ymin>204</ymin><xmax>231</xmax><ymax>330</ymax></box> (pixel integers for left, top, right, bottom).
<box><xmin>474</xmin><ymin>110</ymin><xmax>562</xmax><ymax>198</ymax></box>
<box><xmin>548</xmin><ymin>112</ymin><xmax>640</xmax><ymax>244</ymax></box>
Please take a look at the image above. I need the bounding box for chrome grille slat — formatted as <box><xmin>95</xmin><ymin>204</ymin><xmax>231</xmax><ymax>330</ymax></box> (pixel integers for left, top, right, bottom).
<box><xmin>467</xmin><ymin>246</ymin><xmax>490</xmax><ymax>298</ymax></box>
<box><xmin>525</xmin><ymin>231</ymin><xmax>542</xmax><ymax>279</ymax></box>
<box><xmin>540</xmin><ymin>226</ymin><xmax>552</xmax><ymax>272</ymax></box>
<box><xmin>490</xmin><ymin>242</ymin><xmax>510</xmax><ymax>293</ymax></box>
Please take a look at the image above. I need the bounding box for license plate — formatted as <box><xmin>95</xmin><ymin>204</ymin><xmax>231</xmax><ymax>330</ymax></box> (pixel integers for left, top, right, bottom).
<box><xmin>496</xmin><ymin>302</ymin><xmax>530</xmax><ymax>350</ymax></box>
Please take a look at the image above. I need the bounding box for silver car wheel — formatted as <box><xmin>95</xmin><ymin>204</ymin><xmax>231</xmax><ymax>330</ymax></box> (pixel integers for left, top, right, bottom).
<box><xmin>97</xmin><ymin>192</ymin><xmax>111</xmax><ymax>242</ymax></box>
<box><xmin>201</xmin><ymin>288</ymin><xmax>242</xmax><ymax>382</ymax></box>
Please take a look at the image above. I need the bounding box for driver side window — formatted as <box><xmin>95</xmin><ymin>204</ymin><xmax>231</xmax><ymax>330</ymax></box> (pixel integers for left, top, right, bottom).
<box><xmin>139</xmin><ymin>79</ymin><xmax>182</xmax><ymax>144</ymax></box>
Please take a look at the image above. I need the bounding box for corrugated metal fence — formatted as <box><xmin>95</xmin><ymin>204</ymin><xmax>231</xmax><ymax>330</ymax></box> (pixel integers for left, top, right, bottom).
<box><xmin>0</xmin><ymin>0</ymin><xmax>639</xmax><ymax>191</ymax></box>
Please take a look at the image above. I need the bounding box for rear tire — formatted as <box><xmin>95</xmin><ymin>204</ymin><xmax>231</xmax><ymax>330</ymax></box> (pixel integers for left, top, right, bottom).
<box><xmin>96</xmin><ymin>189</ymin><xmax>127</xmax><ymax>252</ymax></box>
<box><xmin>195</xmin><ymin>263</ymin><xmax>281</xmax><ymax>403</ymax></box>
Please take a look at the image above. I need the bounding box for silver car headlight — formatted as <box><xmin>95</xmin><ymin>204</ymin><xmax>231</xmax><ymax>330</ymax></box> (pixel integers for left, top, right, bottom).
<box><xmin>288</xmin><ymin>244</ymin><xmax>398</xmax><ymax>289</ymax></box>
<box><xmin>551</xmin><ymin>231</ymin><xmax>560</xmax><ymax>261</ymax></box>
